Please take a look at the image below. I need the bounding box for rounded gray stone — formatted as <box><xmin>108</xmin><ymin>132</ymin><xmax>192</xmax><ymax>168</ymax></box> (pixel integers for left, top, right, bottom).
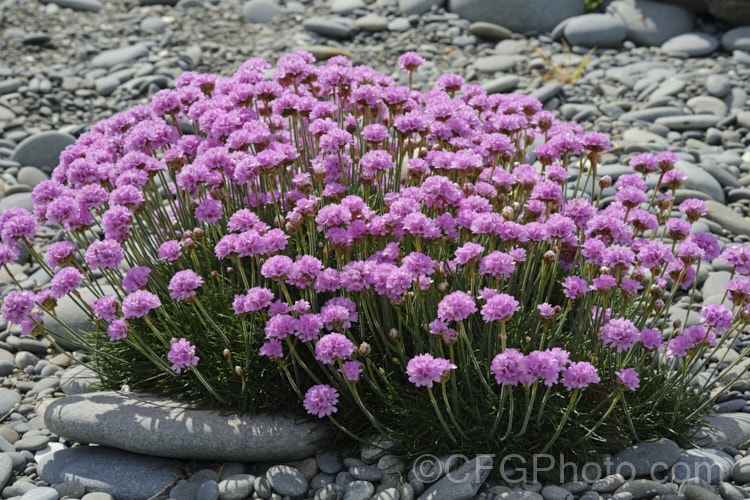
<box><xmin>354</xmin><ymin>14</ymin><xmax>388</xmax><ymax>32</ymax></box>
<box><xmin>398</xmin><ymin>0</ymin><xmax>442</xmax><ymax>15</ymax></box>
<box><xmin>469</xmin><ymin>21</ymin><xmax>513</xmax><ymax>40</ymax></box>
<box><xmin>670</xmin><ymin>449</ymin><xmax>733</xmax><ymax>484</ymax></box>
<box><xmin>16</xmin><ymin>167</ymin><xmax>48</xmax><ymax>188</ymax></box>
<box><xmin>704</xmin><ymin>201</ymin><xmax>750</xmax><ymax>237</ymax></box>
<box><xmin>218</xmin><ymin>474</ymin><xmax>254</xmax><ymax>500</ymax></box>
<box><xmin>0</xmin><ymin>389</ymin><xmax>21</xmax><ymax>417</ymax></box>
<box><xmin>474</xmin><ymin>55</ymin><xmax>522</xmax><ymax>73</ymax></box>
<box><xmin>15</xmin><ymin>435</ymin><xmax>49</xmax><ymax>452</ymax></box>
<box><xmin>53</xmin><ymin>481</ymin><xmax>86</xmax><ymax>499</ymax></box>
<box><xmin>661</xmin><ymin>32</ymin><xmax>719</xmax><ymax>56</ymax></box>
<box><xmin>37</xmin><ymin>446</ymin><xmax>181</xmax><ymax>500</ymax></box>
<box><xmin>19</xmin><ymin>487</ymin><xmax>59</xmax><ymax>500</ymax></box>
<box><xmin>44</xmin><ymin>392</ymin><xmax>327</xmax><ymax>462</ymax></box>
<box><xmin>447</xmin><ymin>0</ymin><xmax>583</xmax><ymax>33</ymax></box>
<box><xmin>315</xmin><ymin>483</ymin><xmax>343</xmax><ymax>500</ymax></box>
<box><xmin>418</xmin><ymin>455</ymin><xmax>493</xmax><ymax>500</ymax></box>
<box><xmin>196</xmin><ymin>480</ymin><xmax>219</xmax><ymax>500</ymax></box>
<box><xmin>242</xmin><ymin>0</ymin><xmax>283</xmax><ymax>23</ymax></box>
<box><xmin>483</xmin><ymin>75</ymin><xmax>520</xmax><ymax>94</ymax></box>
<box><xmin>81</xmin><ymin>493</ymin><xmax>115</xmax><ymax>500</ymax></box>
<box><xmin>10</xmin><ymin>132</ymin><xmax>75</xmax><ymax>171</ymax></box>
<box><xmin>563</xmin><ymin>14</ymin><xmax>627</xmax><ymax>48</ymax></box>
<box><xmin>317</xmin><ymin>451</ymin><xmax>344</xmax><ymax>474</ymax></box>
<box><xmin>607</xmin><ymin>0</ymin><xmax>694</xmax><ymax>46</ymax></box>
<box><xmin>343</xmin><ymin>480</ymin><xmax>374</xmax><ymax>500</ymax></box>
<box><xmin>90</xmin><ymin>45</ymin><xmax>149</xmax><ymax>70</ymax></box>
<box><xmin>707</xmin><ymin>0</ymin><xmax>750</xmax><ymax>25</ymax></box>
<box><xmin>687</xmin><ymin>96</ymin><xmax>727</xmax><ymax>116</ymax></box>
<box><xmin>39</xmin><ymin>0</ymin><xmax>102</xmax><ymax>11</ymax></box>
<box><xmin>722</xmin><ymin>26</ymin><xmax>750</xmax><ymax>51</ymax></box>
<box><xmin>267</xmin><ymin>465</ymin><xmax>309</xmax><ymax>497</ymax></box>
<box><xmin>303</xmin><ymin>16</ymin><xmax>356</xmax><ymax>39</ymax></box>
<box><xmin>684</xmin><ymin>484</ymin><xmax>722</xmax><ymax>500</ymax></box>
<box><xmin>0</xmin><ymin>453</ymin><xmax>12</xmax><ymax>490</ymax></box>
<box><xmin>59</xmin><ymin>365</ymin><xmax>99</xmax><ymax>396</ymax></box>
<box><xmin>613</xmin><ymin>438</ymin><xmax>682</xmax><ymax>477</ymax></box>
<box><xmin>654</xmin><ymin>115</ymin><xmax>721</xmax><ymax>131</ymax></box>
<box><xmin>541</xmin><ymin>485</ymin><xmax>573</xmax><ymax>500</ymax></box>
<box><xmin>95</xmin><ymin>77</ymin><xmax>119</xmax><ymax>97</ymax></box>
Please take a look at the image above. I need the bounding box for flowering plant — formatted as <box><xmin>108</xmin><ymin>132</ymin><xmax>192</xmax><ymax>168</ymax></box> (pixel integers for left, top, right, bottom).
<box><xmin>2</xmin><ymin>51</ymin><xmax>749</xmax><ymax>459</ymax></box>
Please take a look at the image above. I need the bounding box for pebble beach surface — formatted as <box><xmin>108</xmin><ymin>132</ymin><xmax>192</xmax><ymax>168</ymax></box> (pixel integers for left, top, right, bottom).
<box><xmin>3</xmin><ymin>0</ymin><xmax>750</xmax><ymax>499</ymax></box>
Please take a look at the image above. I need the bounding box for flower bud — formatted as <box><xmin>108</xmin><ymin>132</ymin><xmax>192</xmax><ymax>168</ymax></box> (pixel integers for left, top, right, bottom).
<box><xmin>741</xmin><ymin>307</ymin><xmax>750</xmax><ymax>322</ymax></box>
<box><xmin>437</xmin><ymin>282</ymin><xmax>448</xmax><ymax>293</ymax></box>
<box><xmin>183</xmin><ymin>230</ymin><xmax>194</xmax><ymax>240</ymax></box>
<box><xmin>462</xmin><ymin>182</ymin><xmax>474</xmax><ymax>196</ymax></box>
<box><xmin>653</xmin><ymin>299</ymin><xmax>665</xmax><ymax>313</ymax></box>
<box><xmin>235</xmin><ymin>366</ymin><xmax>244</xmax><ymax>376</ymax></box>
<box><xmin>502</xmin><ymin>206</ymin><xmax>515</xmax><ymax>221</ymax></box>
<box><xmin>672</xmin><ymin>319</ymin><xmax>682</xmax><ymax>329</ymax></box>
<box><xmin>650</xmin><ymin>284</ymin><xmax>664</xmax><ymax>298</ymax></box>
<box><xmin>226</xmin><ymin>267</ymin><xmax>234</xmax><ymax>274</ymax></box>
<box><xmin>599</xmin><ymin>266</ymin><xmax>611</xmax><ymax>276</ymax></box>
<box><xmin>223</xmin><ymin>349</ymin><xmax>231</xmax><ymax>358</ymax></box>
<box><xmin>524</xmin><ymin>336</ymin><xmax>532</xmax><ymax>345</ymax></box>
<box><xmin>210</xmin><ymin>270</ymin><xmax>218</xmax><ymax>278</ymax></box>
<box><xmin>192</xmin><ymin>228</ymin><xmax>205</xmax><ymax>241</ymax></box>
<box><xmin>598</xmin><ymin>175</ymin><xmax>612</xmax><ymax>189</ymax></box>
<box><xmin>389</xmin><ymin>328</ymin><xmax>400</xmax><ymax>341</ymax></box>
<box><xmin>543</xmin><ymin>250</ymin><xmax>556</xmax><ymax>264</ymax></box>
<box><xmin>182</xmin><ymin>238</ymin><xmax>196</xmax><ymax>251</ymax></box>
<box><xmin>358</xmin><ymin>342</ymin><xmax>371</xmax><ymax>358</ymax></box>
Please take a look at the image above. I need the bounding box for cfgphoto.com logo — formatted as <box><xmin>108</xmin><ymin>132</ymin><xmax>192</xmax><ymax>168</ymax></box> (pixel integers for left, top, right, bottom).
<box><xmin>411</xmin><ymin>454</ymin><xmax>719</xmax><ymax>484</ymax></box>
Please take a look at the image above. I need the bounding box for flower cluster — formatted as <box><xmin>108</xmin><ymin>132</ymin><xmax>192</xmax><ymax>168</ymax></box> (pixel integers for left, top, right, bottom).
<box><xmin>2</xmin><ymin>51</ymin><xmax>747</xmax><ymax>457</ymax></box>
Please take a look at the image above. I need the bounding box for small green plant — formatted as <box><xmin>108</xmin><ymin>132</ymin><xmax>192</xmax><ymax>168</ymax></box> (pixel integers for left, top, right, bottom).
<box><xmin>533</xmin><ymin>42</ymin><xmax>596</xmax><ymax>84</ymax></box>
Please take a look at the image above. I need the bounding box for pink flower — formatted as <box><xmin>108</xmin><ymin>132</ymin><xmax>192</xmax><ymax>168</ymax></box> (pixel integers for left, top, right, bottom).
<box><xmin>491</xmin><ymin>349</ymin><xmax>525</xmax><ymax>386</ymax></box>
<box><xmin>261</xmin><ymin>255</ymin><xmax>293</xmax><ymax>280</ymax></box>
<box><xmin>480</xmin><ymin>294</ymin><xmax>520</xmax><ymax>323</ymax></box>
<box><xmin>304</xmin><ymin>384</ymin><xmax>339</xmax><ymax>418</ymax></box>
<box><xmin>406</xmin><ymin>353</ymin><xmax>456</xmax><ymax>388</ymax></box>
<box><xmin>123</xmin><ymin>266</ymin><xmax>151</xmax><ymax>294</ymax></box>
<box><xmin>168</xmin><ymin>270</ymin><xmax>203</xmax><ymax>301</ymax></box>
<box><xmin>107</xmin><ymin>319</ymin><xmax>129</xmax><ymax>341</ymax></box>
<box><xmin>158</xmin><ymin>240</ymin><xmax>182</xmax><ymax>262</ymax></box>
<box><xmin>397</xmin><ymin>52</ymin><xmax>425</xmax><ymax>72</ymax></box>
<box><xmin>46</xmin><ymin>241</ymin><xmax>76</xmax><ymax>268</ymax></box>
<box><xmin>561</xmin><ymin>362</ymin><xmax>600</xmax><ymax>390</ymax></box>
<box><xmin>50</xmin><ymin>267</ymin><xmax>84</xmax><ymax>299</ymax></box>
<box><xmin>339</xmin><ymin>360</ymin><xmax>362</xmax><ymax>382</ymax></box>
<box><xmin>437</xmin><ymin>291</ymin><xmax>476</xmax><ymax>322</ymax></box>
<box><xmin>92</xmin><ymin>295</ymin><xmax>120</xmax><ymax>321</ymax></box>
<box><xmin>315</xmin><ymin>333</ymin><xmax>355</xmax><ymax>364</ymax></box>
<box><xmin>122</xmin><ymin>290</ymin><xmax>161</xmax><ymax>319</ymax></box>
<box><xmin>259</xmin><ymin>339</ymin><xmax>283</xmax><ymax>358</ymax></box>
<box><xmin>85</xmin><ymin>240</ymin><xmax>124</xmax><ymax>270</ymax></box>
<box><xmin>616</xmin><ymin>368</ymin><xmax>640</xmax><ymax>391</ymax></box>
<box><xmin>167</xmin><ymin>338</ymin><xmax>200</xmax><ymax>373</ymax></box>
<box><xmin>195</xmin><ymin>198</ymin><xmax>223</xmax><ymax>224</ymax></box>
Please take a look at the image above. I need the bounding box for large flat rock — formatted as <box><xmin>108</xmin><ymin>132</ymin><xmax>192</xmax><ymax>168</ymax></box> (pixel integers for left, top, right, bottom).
<box><xmin>37</xmin><ymin>445</ymin><xmax>180</xmax><ymax>500</ymax></box>
<box><xmin>692</xmin><ymin>412</ymin><xmax>750</xmax><ymax>449</ymax></box>
<box><xmin>44</xmin><ymin>392</ymin><xmax>327</xmax><ymax>462</ymax></box>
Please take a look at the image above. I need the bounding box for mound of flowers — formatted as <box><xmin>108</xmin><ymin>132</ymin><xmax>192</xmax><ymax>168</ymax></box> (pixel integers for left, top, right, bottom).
<box><xmin>1</xmin><ymin>51</ymin><xmax>749</xmax><ymax>459</ymax></box>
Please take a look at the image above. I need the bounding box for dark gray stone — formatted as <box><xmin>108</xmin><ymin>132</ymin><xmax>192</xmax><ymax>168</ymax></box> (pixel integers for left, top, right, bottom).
<box><xmin>704</xmin><ymin>201</ymin><xmax>750</xmax><ymax>237</ymax></box>
<box><xmin>37</xmin><ymin>446</ymin><xmax>181</xmax><ymax>500</ymax></box>
<box><xmin>563</xmin><ymin>14</ymin><xmax>627</xmax><ymax>48</ymax></box>
<box><xmin>722</xmin><ymin>26</ymin><xmax>750</xmax><ymax>52</ymax></box>
<box><xmin>218</xmin><ymin>474</ymin><xmax>254</xmax><ymax>500</ymax></box>
<box><xmin>10</xmin><ymin>132</ymin><xmax>75</xmax><ymax>172</ymax></box>
<box><xmin>53</xmin><ymin>481</ymin><xmax>86</xmax><ymax>499</ymax></box>
<box><xmin>196</xmin><ymin>480</ymin><xmax>219</xmax><ymax>500</ymax></box>
<box><xmin>39</xmin><ymin>0</ymin><xmax>102</xmax><ymax>10</ymax></box>
<box><xmin>267</xmin><ymin>465</ymin><xmax>308</xmax><ymax>497</ymax></box>
<box><xmin>45</xmin><ymin>392</ymin><xmax>327</xmax><ymax>462</ymax></box>
<box><xmin>661</xmin><ymin>32</ymin><xmax>720</xmax><ymax>56</ymax></box>
<box><xmin>303</xmin><ymin>16</ymin><xmax>356</xmax><ymax>39</ymax></box>
<box><xmin>398</xmin><ymin>0</ymin><xmax>442</xmax><ymax>15</ymax></box>
<box><xmin>607</xmin><ymin>0</ymin><xmax>694</xmax><ymax>46</ymax></box>
<box><xmin>447</xmin><ymin>0</ymin><xmax>583</xmax><ymax>33</ymax></box>
<box><xmin>614</xmin><ymin>439</ymin><xmax>681</xmax><ymax>477</ymax></box>
<box><xmin>90</xmin><ymin>45</ymin><xmax>149</xmax><ymax>70</ymax></box>
<box><xmin>14</xmin><ymin>435</ymin><xmax>49</xmax><ymax>452</ymax></box>
<box><xmin>469</xmin><ymin>22</ymin><xmax>513</xmax><ymax>40</ymax></box>
<box><xmin>242</xmin><ymin>0</ymin><xmax>283</xmax><ymax>23</ymax></box>
<box><xmin>418</xmin><ymin>455</ymin><xmax>493</xmax><ymax>500</ymax></box>
<box><xmin>0</xmin><ymin>389</ymin><xmax>20</xmax><ymax>416</ymax></box>
<box><xmin>670</xmin><ymin>449</ymin><xmax>733</xmax><ymax>484</ymax></box>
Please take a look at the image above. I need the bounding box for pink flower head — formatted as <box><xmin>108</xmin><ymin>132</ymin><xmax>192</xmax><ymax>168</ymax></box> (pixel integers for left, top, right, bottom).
<box><xmin>168</xmin><ymin>270</ymin><xmax>203</xmax><ymax>301</ymax></box>
<box><xmin>92</xmin><ymin>295</ymin><xmax>120</xmax><ymax>321</ymax></box>
<box><xmin>437</xmin><ymin>291</ymin><xmax>477</xmax><ymax>322</ymax></box>
<box><xmin>46</xmin><ymin>241</ymin><xmax>76</xmax><ymax>268</ymax></box>
<box><xmin>667</xmin><ymin>335</ymin><xmax>692</xmax><ymax>358</ymax></box>
<box><xmin>122</xmin><ymin>290</ymin><xmax>161</xmax><ymax>319</ymax></box>
<box><xmin>107</xmin><ymin>319</ymin><xmax>129</xmax><ymax>341</ymax></box>
<box><xmin>616</xmin><ymin>368</ymin><xmax>640</xmax><ymax>391</ymax></box>
<box><xmin>698</xmin><ymin>303</ymin><xmax>733</xmax><ymax>334</ymax></box>
<box><xmin>50</xmin><ymin>267</ymin><xmax>84</xmax><ymax>299</ymax></box>
<box><xmin>684</xmin><ymin>324</ymin><xmax>716</xmax><ymax>348</ymax></box>
<box><xmin>233</xmin><ymin>287</ymin><xmax>274</xmax><ymax>315</ymax></box>
<box><xmin>264</xmin><ymin>314</ymin><xmax>297</xmax><ymax>339</ymax></box>
<box><xmin>315</xmin><ymin>333</ymin><xmax>355</xmax><ymax>364</ymax></box>
<box><xmin>158</xmin><ymin>240</ymin><xmax>183</xmax><ymax>262</ymax></box>
<box><xmin>478</xmin><ymin>251</ymin><xmax>516</xmax><ymax>280</ymax></box>
<box><xmin>339</xmin><ymin>360</ymin><xmax>362</xmax><ymax>382</ymax></box>
<box><xmin>679</xmin><ymin>198</ymin><xmax>707</xmax><ymax>223</ymax></box>
<box><xmin>562</xmin><ymin>276</ymin><xmax>589</xmax><ymax>300</ymax></box>
<box><xmin>481</xmin><ymin>293</ymin><xmax>520</xmax><ymax>323</ymax></box>
<box><xmin>261</xmin><ymin>255</ymin><xmax>293</xmax><ymax>281</ymax></box>
<box><xmin>84</xmin><ymin>240</ymin><xmax>125</xmax><ymax>270</ymax></box>
<box><xmin>123</xmin><ymin>266</ymin><xmax>151</xmax><ymax>294</ymax></box>
<box><xmin>455</xmin><ymin>242</ymin><xmax>484</xmax><ymax>266</ymax></box>
<box><xmin>259</xmin><ymin>339</ymin><xmax>283</xmax><ymax>358</ymax></box>
<box><xmin>629</xmin><ymin>153</ymin><xmax>657</xmax><ymax>174</ymax></box>
<box><xmin>304</xmin><ymin>384</ymin><xmax>339</xmax><ymax>418</ymax></box>
<box><xmin>600</xmin><ymin>317</ymin><xmax>640</xmax><ymax>353</ymax></box>
<box><xmin>397</xmin><ymin>52</ymin><xmax>425</xmax><ymax>72</ymax></box>
<box><xmin>525</xmin><ymin>350</ymin><xmax>563</xmax><ymax>386</ymax></box>
<box><xmin>0</xmin><ymin>209</ymin><xmax>37</xmax><ymax>245</ymax></box>
<box><xmin>167</xmin><ymin>338</ymin><xmax>199</xmax><ymax>373</ymax></box>
<box><xmin>1</xmin><ymin>290</ymin><xmax>36</xmax><ymax>324</ymax></box>
<box><xmin>561</xmin><ymin>362</ymin><xmax>600</xmax><ymax>390</ymax></box>
<box><xmin>195</xmin><ymin>198</ymin><xmax>223</xmax><ymax>224</ymax></box>
<box><xmin>406</xmin><ymin>353</ymin><xmax>457</xmax><ymax>388</ymax></box>
<box><xmin>490</xmin><ymin>349</ymin><xmax>525</xmax><ymax>386</ymax></box>
<box><xmin>639</xmin><ymin>328</ymin><xmax>662</xmax><ymax>350</ymax></box>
